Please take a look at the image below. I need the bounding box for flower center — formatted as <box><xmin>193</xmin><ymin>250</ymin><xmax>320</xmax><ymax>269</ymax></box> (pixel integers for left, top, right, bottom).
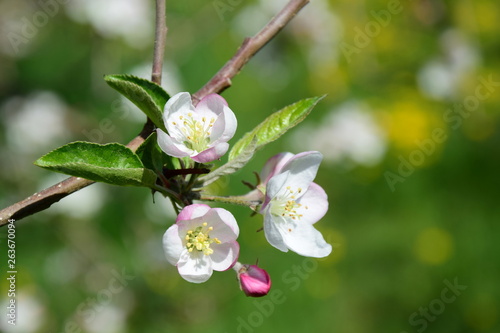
<box><xmin>171</xmin><ymin>113</ymin><xmax>216</xmax><ymax>153</ymax></box>
<box><xmin>270</xmin><ymin>186</ymin><xmax>307</xmax><ymax>220</ymax></box>
<box><xmin>185</xmin><ymin>222</ymin><xmax>221</xmax><ymax>255</ymax></box>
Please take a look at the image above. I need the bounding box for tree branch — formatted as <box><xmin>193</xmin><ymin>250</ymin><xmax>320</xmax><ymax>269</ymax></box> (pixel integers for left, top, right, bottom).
<box><xmin>151</xmin><ymin>0</ymin><xmax>167</xmax><ymax>85</ymax></box>
<box><xmin>0</xmin><ymin>0</ymin><xmax>310</xmax><ymax>226</ymax></box>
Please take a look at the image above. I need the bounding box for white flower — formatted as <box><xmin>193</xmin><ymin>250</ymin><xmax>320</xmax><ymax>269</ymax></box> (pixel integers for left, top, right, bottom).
<box><xmin>163</xmin><ymin>204</ymin><xmax>240</xmax><ymax>283</ymax></box>
<box><xmin>260</xmin><ymin>151</ymin><xmax>332</xmax><ymax>258</ymax></box>
<box><xmin>157</xmin><ymin>92</ymin><xmax>237</xmax><ymax>163</ymax></box>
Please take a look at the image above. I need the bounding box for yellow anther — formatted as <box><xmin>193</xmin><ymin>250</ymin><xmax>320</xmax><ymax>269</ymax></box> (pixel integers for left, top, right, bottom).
<box><xmin>184</xmin><ymin>223</ymin><xmax>219</xmax><ymax>256</ymax></box>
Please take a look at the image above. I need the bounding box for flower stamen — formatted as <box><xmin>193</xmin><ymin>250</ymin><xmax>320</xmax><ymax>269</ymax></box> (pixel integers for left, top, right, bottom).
<box><xmin>270</xmin><ymin>187</ymin><xmax>304</xmax><ymax>220</ymax></box>
<box><xmin>185</xmin><ymin>222</ymin><xmax>220</xmax><ymax>255</ymax></box>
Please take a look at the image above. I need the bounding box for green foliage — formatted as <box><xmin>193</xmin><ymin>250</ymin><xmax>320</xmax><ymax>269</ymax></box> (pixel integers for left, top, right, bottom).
<box><xmin>136</xmin><ymin>132</ymin><xmax>173</xmax><ymax>173</ymax></box>
<box><xmin>198</xmin><ymin>137</ymin><xmax>257</xmax><ymax>187</ymax></box>
<box><xmin>104</xmin><ymin>74</ymin><xmax>170</xmax><ymax>132</ymax></box>
<box><xmin>228</xmin><ymin>96</ymin><xmax>324</xmax><ymax>161</ymax></box>
<box><xmin>34</xmin><ymin>142</ymin><xmax>157</xmax><ymax>187</ymax></box>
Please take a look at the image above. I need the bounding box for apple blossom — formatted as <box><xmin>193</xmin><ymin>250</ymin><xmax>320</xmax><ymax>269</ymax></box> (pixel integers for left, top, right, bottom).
<box><xmin>157</xmin><ymin>92</ymin><xmax>237</xmax><ymax>163</ymax></box>
<box><xmin>260</xmin><ymin>151</ymin><xmax>332</xmax><ymax>258</ymax></box>
<box><xmin>233</xmin><ymin>262</ymin><xmax>271</xmax><ymax>297</ymax></box>
<box><xmin>163</xmin><ymin>204</ymin><xmax>240</xmax><ymax>283</ymax></box>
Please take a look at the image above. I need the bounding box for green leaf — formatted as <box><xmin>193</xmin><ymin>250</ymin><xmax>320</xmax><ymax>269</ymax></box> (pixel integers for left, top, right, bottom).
<box><xmin>228</xmin><ymin>96</ymin><xmax>325</xmax><ymax>161</ymax></box>
<box><xmin>136</xmin><ymin>132</ymin><xmax>173</xmax><ymax>173</ymax></box>
<box><xmin>35</xmin><ymin>142</ymin><xmax>157</xmax><ymax>187</ymax></box>
<box><xmin>198</xmin><ymin>138</ymin><xmax>257</xmax><ymax>187</ymax></box>
<box><xmin>104</xmin><ymin>74</ymin><xmax>169</xmax><ymax>131</ymax></box>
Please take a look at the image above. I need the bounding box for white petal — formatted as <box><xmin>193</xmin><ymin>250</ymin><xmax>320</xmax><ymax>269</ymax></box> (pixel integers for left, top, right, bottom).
<box><xmin>204</xmin><ymin>207</ymin><xmax>239</xmax><ymax>242</ymax></box>
<box><xmin>196</xmin><ymin>93</ymin><xmax>228</xmax><ymax>115</ymax></box>
<box><xmin>265</xmin><ymin>170</ymin><xmax>290</xmax><ymax>201</ymax></box>
<box><xmin>162</xmin><ymin>224</ymin><xmax>184</xmax><ymax>266</ymax></box>
<box><xmin>210</xmin><ymin>105</ymin><xmax>237</xmax><ymax>143</ymax></box>
<box><xmin>177</xmin><ymin>204</ymin><xmax>211</xmax><ymax>222</ymax></box>
<box><xmin>156</xmin><ymin>129</ymin><xmax>191</xmax><ymax>158</ymax></box>
<box><xmin>296</xmin><ymin>183</ymin><xmax>328</xmax><ymax>224</ymax></box>
<box><xmin>164</xmin><ymin>92</ymin><xmax>194</xmax><ymax>121</ymax></box>
<box><xmin>279</xmin><ymin>151</ymin><xmax>323</xmax><ymax>192</ymax></box>
<box><xmin>198</xmin><ymin>94</ymin><xmax>236</xmax><ymax>144</ymax></box>
<box><xmin>175</xmin><ymin>205</ymin><xmax>213</xmax><ymax>244</ymax></box>
<box><xmin>279</xmin><ymin>221</ymin><xmax>332</xmax><ymax>258</ymax></box>
<box><xmin>260</xmin><ymin>152</ymin><xmax>294</xmax><ymax>185</ymax></box>
<box><xmin>177</xmin><ymin>250</ymin><xmax>213</xmax><ymax>283</ymax></box>
<box><xmin>210</xmin><ymin>241</ymin><xmax>239</xmax><ymax>271</ymax></box>
<box><xmin>263</xmin><ymin>208</ymin><xmax>288</xmax><ymax>252</ymax></box>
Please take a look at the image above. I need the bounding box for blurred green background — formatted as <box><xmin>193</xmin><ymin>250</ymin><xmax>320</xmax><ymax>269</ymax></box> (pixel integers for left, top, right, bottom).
<box><xmin>1</xmin><ymin>0</ymin><xmax>499</xmax><ymax>332</ymax></box>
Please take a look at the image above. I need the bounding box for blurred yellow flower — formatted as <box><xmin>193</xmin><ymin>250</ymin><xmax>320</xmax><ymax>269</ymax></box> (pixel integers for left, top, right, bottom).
<box><xmin>382</xmin><ymin>101</ymin><xmax>443</xmax><ymax>152</ymax></box>
<box><xmin>414</xmin><ymin>227</ymin><xmax>454</xmax><ymax>265</ymax></box>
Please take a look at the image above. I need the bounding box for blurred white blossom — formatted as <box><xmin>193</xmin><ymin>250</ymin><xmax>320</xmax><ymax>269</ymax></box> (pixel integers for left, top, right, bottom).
<box><xmin>41</xmin><ymin>173</ymin><xmax>107</xmax><ymax>219</ymax></box>
<box><xmin>3</xmin><ymin>91</ymin><xmax>70</xmax><ymax>154</ymax></box>
<box><xmin>418</xmin><ymin>29</ymin><xmax>480</xmax><ymax>100</ymax></box>
<box><xmin>83</xmin><ymin>305</ymin><xmax>128</xmax><ymax>333</ymax></box>
<box><xmin>289</xmin><ymin>101</ymin><xmax>387</xmax><ymax>168</ymax></box>
<box><xmin>0</xmin><ymin>292</ymin><xmax>46</xmax><ymax>333</ymax></box>
<box><xmin>66</xmin><ymin>0</ymin><xmax>153</xmax><ymax>49</ymax></box>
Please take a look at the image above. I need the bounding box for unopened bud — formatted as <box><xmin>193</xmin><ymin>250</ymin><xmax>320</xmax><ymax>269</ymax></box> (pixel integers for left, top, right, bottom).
<box><xmin>234</xmin><ymin>262</ymin><xmax>271</xmax><ymax>297</ymax></box>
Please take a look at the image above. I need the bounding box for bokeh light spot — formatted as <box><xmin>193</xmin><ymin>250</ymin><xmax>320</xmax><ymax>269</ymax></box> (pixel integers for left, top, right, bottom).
<box><xmin>414</xmin><ymin>227</ymin><xmax>454</xmax><ymax>265</ymax></box>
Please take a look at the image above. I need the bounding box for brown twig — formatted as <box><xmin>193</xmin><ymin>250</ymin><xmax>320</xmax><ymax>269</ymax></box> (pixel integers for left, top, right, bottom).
<box><xmin>151</xmin><ymin>0</ymin><xmax>167</xmax><ymax>85</ymax></box>
<box><xmin>0</xmin><ymin>0</ymin><xmax>310</xmax><ymax>226</ymax></box>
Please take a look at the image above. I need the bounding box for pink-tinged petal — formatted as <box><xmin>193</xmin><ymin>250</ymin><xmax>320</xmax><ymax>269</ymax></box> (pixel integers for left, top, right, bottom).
<box><xmin>263</xmin><ymin>208</ymin><xmax>288</xmax><ymax>252</ymax></box>
<box><xmin>296</xmin><ymin>183</ymin><xmax>328</xmax><ymax>224</ymax></box>
<box><xmin>192</xmin><ymin>142</ymin><xmax>229</xmax><ymax>163</ymax></box>
<box><xmin>210</xmin><ymin>105</ymin><xmax>237</xmax><ymax>143</ymax></box>
<box><xmin>164</xmin><ymin>92</ymin><xmax>194</xmax><ymax>120</ymax></box>
<box><xmin>279</xmin><ymin>151</ymin><xmax>323</xmax><ymax>192</ymax></box>
<box><xmin>279</xmin><ymin>222</ymin><xmax>332</xmax><ymax>258</ymax></box>
<box><xmin>177</xmin><ymin>250</ymin><xmax>213</xmax><ymax>283</ymax></box>
<box><xmin>210</xmin><ymin>241</ymin><xmax>239</xmax><ymax>271</ymax></box>
<box><xmin>204</xmin><ymin>208</ymin><xmax>239</xmax><ymax>242</ymax></box>
<box><xmin>196</xmin><ymin>93</ymin><xmax>228</xmax><ymax>115</ymax></box>
<box><xmin>156</xmin><ymin>129</ymin><xmax>191</xmax><ymax>158</ymax></box>
<box><xmin>162</xmin><ymin>224</ymin><xmax>184</xmax><ymax>266</ymax></box>
<box><xmin>176</xmin><ymin>204</ymin><xmax>211</xmax><ymax>222</ymax></box>
<box><xmin>260</xmin><ymin>152</ymin><xmax>294</xmax><ymax>185</ymax></box>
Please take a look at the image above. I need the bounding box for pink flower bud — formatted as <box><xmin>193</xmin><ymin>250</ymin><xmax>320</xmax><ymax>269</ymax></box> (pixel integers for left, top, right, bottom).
<box><xmin>234</xmin><ymin>263</ymin><xmax>271</xmax><ymax>297</ymax></box>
